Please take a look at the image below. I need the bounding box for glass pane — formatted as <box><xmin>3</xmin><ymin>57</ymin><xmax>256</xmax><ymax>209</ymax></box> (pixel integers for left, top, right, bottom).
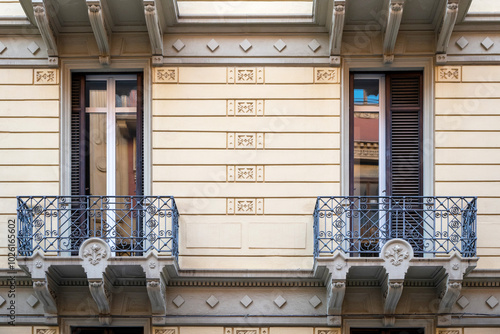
<box><xmin>115</xmin><ymin>111</ymin><xmax>137</xmax><ymax>196</ymax></box>
<box><xmin>353</xmin><ymin>78</ymin><xmax>380</xmax><ymax>255</ymax></box>
<box><xmin>353</xmin><ymin>78</ymin><xmax>380</xmax><ymax>197</ymax></box>
<box><xmin>468</xmin><ymin>0</ymin><xmax>500</xmax><ymax>13</ymax></box>
<box><xmin>115</xmin><ymin>80</ymin><xmax>138</xmax><ymax>108</ymax></box>
<box><xmin>86</xmin><ymin>81</ymin><xmax>107</xmax><ymax>108</ymax></box>
<box><xmin>88</xmin><ymin>112</ymin><xmax>107</xmax><ymax>196</ymax></box>
<box><xmin>177</xmin><ymin>1</ymin><xmax>313</xmax><ymax>17</ymax></box>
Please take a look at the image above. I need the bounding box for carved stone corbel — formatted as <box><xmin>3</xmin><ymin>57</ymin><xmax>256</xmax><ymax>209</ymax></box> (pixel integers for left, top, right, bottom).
<box><xmin>146</xmin><ymin>279</ymin><xmax>167</xmax><ymax>315</ymax></box>
<box><xmin>88</xmin><ymin>279</ymin><xmax>111</xmax><ymax>315</ymax></box>
<box><xmin>87</xmin><ymin>1</ymin><xmax>110</xmax><ymax>65</ymax></box>
<box><xmin>32</xmin><ymin>1</ymin><xmax>58</xmax><ymax>67</ymax></box>
<box><xmin>144</xmin><ymin>1</ymin><xmax>164</xmax><ymax>57</ymax></box>
<box><xmin>383</xmin><ymin>0</ymin><xmax>405</xmax><ymax>64</ymax></box>
<box><xmin>438</xmin><ymin>280</ymin><xmax>462</xmax><ymax>313</ymax></box>
<box><xmin>383</xmin><ymin>280</ymin><xmax>403</xmax><ymax>314</ymax></box>
<box><xmin>33</xmin><ymin>278</ymin><xmax>57</xmax><ymax>315</ymax></box>
<box><xmin>327</xmin><ymin>280</ymin><xmax>346</xmax><ymax>315</ymax></box>
<box><xmin>329</xmin><ymin>0</ymin><xmax>345</xmax><ymax>65</ymax></box>
<box><xmin>436</xmin><ymin>1</ymin><xmax>459</xmax><ymax>56</ymax></box>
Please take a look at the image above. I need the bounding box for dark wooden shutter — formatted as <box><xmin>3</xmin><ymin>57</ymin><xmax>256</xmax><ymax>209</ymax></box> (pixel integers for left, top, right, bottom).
<box><xmin>71</xmin><ymin>74</ymin><xmax>87</xmax><ymax>196</ymax></box>
<box><xmin>70</xmin><ymin>73</ymin><xmax>88</xmax><ymax>253</ymax></box>
<box><xmin>136</xmin><ymin>73</ymin><xmax>144</xmax><ymax>196</ymax></box>
<box><xmin>386</xmin><ymin>72</ymin><xmax>423</xmax><ymax>254</ymax></box>
<box><xmin>386</xmin><ymin>72</ymin><xmax>423</xmax><ymax>197</ymax></box>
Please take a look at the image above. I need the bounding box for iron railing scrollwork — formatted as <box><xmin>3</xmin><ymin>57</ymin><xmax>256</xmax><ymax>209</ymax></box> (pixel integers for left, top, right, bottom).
<box><xmin>313</xmin><ymin>196</ymin><xmax>477</xmax><ymax>258</ymax></box>
<box><xmin>17</xmin><ymin>196</ymin><xmax>179</xmax><ymax>257</ymax></box>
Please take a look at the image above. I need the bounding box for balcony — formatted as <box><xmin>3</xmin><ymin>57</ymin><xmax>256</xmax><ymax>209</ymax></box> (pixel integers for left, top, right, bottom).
<box><xmin>312</xmin><ymin>196</ymin><xmax>478</xmax><ymax>321</ymax></box>
<box><xmin>314</xmin><ymin>196</ymin><xmax>477</xmax><ymax>258</ymax></box>
<box><xmin>17</xmin><ymin>195</ymin><xmax>179</xmax><ymax>257</ymax></box>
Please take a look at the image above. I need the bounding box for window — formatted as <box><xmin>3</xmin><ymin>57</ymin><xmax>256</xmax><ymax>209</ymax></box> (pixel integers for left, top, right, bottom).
<box><xmin>71</xmin><ymin>73</ymin><xmax>144</xmax><ymax>197</ymax></box>
<box><xmin>349</xmin><ymin>72</ymin><xmax>423</xmax><ymax>253</ymax></box>
<box><xmin>70</xmin><ymin>73</ymin><xmax>144</xmax><ymax>253</ymax></box>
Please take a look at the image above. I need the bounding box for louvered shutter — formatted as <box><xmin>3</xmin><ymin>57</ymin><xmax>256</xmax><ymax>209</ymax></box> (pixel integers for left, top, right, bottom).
<box><xmin>386</xmin><ymin>72</ymin><xmax>423</xmax><ymax>253</ymax></box>
<box><xmin>70</xmin><ymin>74</ymin><xmax>88</xmax><ymax>253</ymax></box>
<box><xmin>136</xmin><ymin>73</ymin><xmax>144</xmax><ymax>196</ymax></box>
<box><xmin>71</xmin><ymin>74</ymin><xmax>87</xmax><ymax>196</ymax></box>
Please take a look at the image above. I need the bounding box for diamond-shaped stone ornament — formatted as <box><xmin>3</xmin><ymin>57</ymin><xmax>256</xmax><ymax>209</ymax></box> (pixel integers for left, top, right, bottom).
<box><xmin>27</xmin><ymin>295</ymin><xmax>39</xmax><ymax>308</ymax></box>
<box><xmin>206</xmin><ymin>295</ymin><xmax>219</xmax><ymax>308</ymax></box>
<box><xmin>0</xmin><ymin>41</ymin><xmax>6</xmax><ymax>54</ymax></box>
<box><xmin>456</xmin><ymin>295</ymin><xmax>469</xmax><ymax>309</ymax></box>
<box><xmin>173</xmin><ymin>295</ymin><xmax>185</xmax><ymax>308</ymax></box>
<box><xmin>486</xmin><ymin>296</ymin><xmax>499</xmax><ymax>309</ymax></box>
<box><xmin>207</xmin><ymin>39</ymin><xmax>219</xmax><ymax>52</ymax></box>
<box><xmin>274</xmin><ymin>295</ymin><xmax>286</xmax><ymax>308</ymax></box>
<box><xmin>27</xmin><ymin>41</ymin><xmax>40</xmax><ymax>55</ymax></box>
<box><xmin>456</xmin><ymin>36</ymin><xmax>469</xmax><ymax>50</ymax></box>
<box><xmin>308</xmin><ymin>39</ymin><xmax>321</xmax><ymax>52</ymax></box>
<box><xmin>274</xmin><ymin>39</ymin><xmax>286</xmax><ymax>52</ymax></box>
<box><xmin>240</xmin><ymin>295</ymin><xmax>253</xmax><ymax>308</ymax></box>
<box><xmin>481</xmin><ymin>37</ymin><xmax>494</xmax><ymax>50</ymax></box>
<box><xmin>309</xmin><ymin>295</ymin><xmax>322</xmax><ymax>308</ymax></box>
<box><xmin>0</xmin><ymin>295</ymin><xmax>5</xmax><ymax>307</ymax></box>
<box><xmin>173</xmin><ymin>39</ymin><xmax>185</xmax><ymax>52</ymax></box>
<box><xmin>240</xmin><ymin>39</ymin><xmax>252</xmax><ymax>52</ymax></box>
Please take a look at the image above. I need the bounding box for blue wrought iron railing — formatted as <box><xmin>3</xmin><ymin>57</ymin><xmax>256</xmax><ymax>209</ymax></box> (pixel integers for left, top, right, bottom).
<box><xmin>313</xmin><ymin>196</ymin><xmax>477</xmax><ymax>258</ymax></box>
<box><xmin>17</xmin><ymin>196</ymin><xmax>179</xmax><ymax>257</ymax></box>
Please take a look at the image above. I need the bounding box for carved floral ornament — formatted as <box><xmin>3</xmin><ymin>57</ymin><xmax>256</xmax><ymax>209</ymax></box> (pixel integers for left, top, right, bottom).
<box><xmin>83</xmin><ymin>243</ymin><xmax>107</xmax><ymax>265</ymax></box>
<box><xmin>153</xmin><ymin>328</ymin><xmax>177</xmax><ymax>334</ymax></box>
<box><xmin>35</xmin><ymin>328</ymin><xmax>59</xmax><ymax>334</ymax></box>
<box><xmin>384</xmin><ymin>244</ymin><xmax>409</xmax><ymax>266</ymax></box>
<box><xmin>436</xmin><ymin>330</ymin><xmax>461</xmax><ymax>334</ymax></box>
<box><xmin>34</xmin><ymin>69</ymin><xmax>58</xmax><ymax>85</ymax></box>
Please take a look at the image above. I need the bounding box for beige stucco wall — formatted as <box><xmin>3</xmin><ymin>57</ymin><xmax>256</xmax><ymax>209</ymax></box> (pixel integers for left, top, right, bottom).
<box><xmin>0</xmin><ymin>68</ymin><xmax>60</xmax><ymax>267</ymax></box>
<box><xmin>435</xmin><ymin>65</ymin><xmax>500</xmax><ymax>269</ymax></box>
<box><xmin>152</xmin><ymin>66</ymin><xmax>341</xmax><ymax>269</ymax></box>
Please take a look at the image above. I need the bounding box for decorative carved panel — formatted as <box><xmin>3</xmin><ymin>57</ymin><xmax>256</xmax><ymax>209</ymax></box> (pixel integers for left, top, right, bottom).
<box><xmin>314</xmin><ymin>68</ymin><xmax>338</xmax><ymax>83</ymax></box>
<box><xmin>227</xmin><ymin>100</ymin><xmax>264</xmax><ymax>116</ymax></box>
<box><xmin>34</xmin><ymin>327</ymin><xmax>59</xmax><ymax>334</ymax></box>
<box><xmin>225</xmin><ymin>327</ymin><xmax>269</xmax><ymax>334</ymax></box>
<box><xmin>436</xmin><ymin>329</ymin><xmax>462</xmax><ymax>334</ymax></box>
<box><xmin>228</xmin><ymin>67</ymin><xmax>264</xmax><ymax>84</ymax></box>
<box><xmin>315</xmin><ymin>328</ymin><xmax>340</xmax><ymax>334</ymax></box>
<box><xmin>227</xmin><ymin>133</ymin><xmax>264</xmax><ymax>149</ymax></box>
<box><xmin>154</xmin><ymin>67</ymin><xmax>178</xmax><ymax>83</ymax></box>
<box><xmin>34</xmin><ymin>69</ymin><xmax>58</xmax><ymax>85</ymax></box>
<box><xmin>153</xmin><ymin>327</ymin><xmax>178</xmax><ymax>334</ymax></box>
<box><xmin>227</xmin><ymin>165</ymin><xmax>264</xmax><ymax>182</ymax></box>
<box><xmin>227</xmin><ymin>198</ymin><xmax>264</xmax><ymax>214</ymax></box>
<box><xmin>436</xmin><ymin>66</ymin><xmax>461</xmax><ymax>82</ymax></box>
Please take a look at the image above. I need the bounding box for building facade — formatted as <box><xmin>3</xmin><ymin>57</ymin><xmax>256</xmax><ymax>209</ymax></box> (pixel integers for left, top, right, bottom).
<box><xmin>0</xmin><ymin>0</ymin><xmax>499</xmax><ymax>334</ymax></box>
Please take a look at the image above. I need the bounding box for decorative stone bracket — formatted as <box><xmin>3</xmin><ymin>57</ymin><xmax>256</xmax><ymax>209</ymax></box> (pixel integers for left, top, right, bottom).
<box><xmin>32</xmin><ymin>0</ymin><xmax>59</xmax><ymax>67</ymax></box>
<box><xmin>33</xmin><ymin>278</ymin><xmax>58</xmax><ymax>315</ymax></box>
<box><xmin>381</xmin><ymin>239</ymin><xmax>413</xmax><ymax>315</ymax></box>
<box><xmin>142</xmin><ymin>251</ymin><xmax>168</xmax><ymax>319</ymax></box>
<box><xmin>87</xmin><ymin>0</ymin><xmax>111</xmax><ymax>65</ymax></box>
<box><xmin>383</xmin><ymin>0</ymin><xmax>405</xmax><ymax>64</ymax></box>
<box><xmin>329</xmin><ymin>0</ymin><xmax>345</xmax><ymax>66</ymax></box>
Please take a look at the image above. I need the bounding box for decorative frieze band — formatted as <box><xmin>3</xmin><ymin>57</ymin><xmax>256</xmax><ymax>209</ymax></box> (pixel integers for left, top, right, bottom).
<box><xmin>227</xmin><ymin>165</ymin><xmax>264</xmax><ymax>182</ymax></box>
<box><xmin>227</xmin><ymin>100</ymin><xmax>264</xmax><ymax>116</ymax></box>
<box><xmin>436</xmin><ymin>66</ymin><xmax>462</xmax><ymax>82</ymax></box>
<box><xmin>227</xmin><ymin>132</ymin><xmax>265</xmax><ymax>149</ymax></box>
<box><xmin>34</xmin><ymin>69</ymin><xmax>58</xmax><ymax>85</ymax></box>
<box><xmin>227</xmin><ymin>198</ymin><xmax>264</xmax><ymax>214</ymax></box>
